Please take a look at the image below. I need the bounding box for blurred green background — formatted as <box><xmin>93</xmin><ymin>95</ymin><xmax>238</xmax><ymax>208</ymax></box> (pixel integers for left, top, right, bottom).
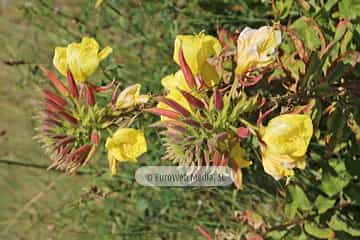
<box><xmin>0</xmin><ymin>0</ymin><xmax>275</xmax><ymax>239</ymax></box>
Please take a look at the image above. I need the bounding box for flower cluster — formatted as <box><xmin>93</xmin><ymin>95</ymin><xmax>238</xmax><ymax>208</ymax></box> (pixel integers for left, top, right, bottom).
<box><xmin>36</xmin><ymin>37</ymin><xmax>148</xmax><ymax>174</ymax></box>
<box><xmin>148</xmin><ymin>26</ymin><xmax>313</xmax><ymax>188</ymax></box>
<box><xmin>35</xmin><ymin>27</ymin><xmax>314</xmax><ymax>188</ymax></box>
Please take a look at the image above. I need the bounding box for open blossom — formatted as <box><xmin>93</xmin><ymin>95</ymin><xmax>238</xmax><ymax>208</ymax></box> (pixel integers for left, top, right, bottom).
<box><xmin>105</xmin><ymin>128</ymin><xmax>147</xmax><ymax>175</ymax></box>
<box><xmin>236</xmin><ymin>26</ymin><xmax>281</xmax><ymax>76</ymax></box>
<box><xmin>173</xmin><ymin>33</ymin><xmax>222</xmax><ymax>87</ymax></box>
<box><xmin>261</xmin><ymin>114</ymin><xmax>313</xmax><ymax>180</ymax></box>
<box><xmin>161</xmin><ymin>70</ymin><xmax>190</xmax><ymax>92</ymax></box>
<box><xmin>53</xmin><ymin>37</ymin><xmax>112</xmax><ymax>83</ymax></box>
<box><xmin>115</xmin><ymin>84</ymin><xmax>149</xmax><ymax>109</ymax></box>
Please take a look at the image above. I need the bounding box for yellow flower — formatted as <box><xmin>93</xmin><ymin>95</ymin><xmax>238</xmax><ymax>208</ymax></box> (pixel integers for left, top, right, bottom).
<box><xmin>105</xmin><ymin>128</ymin><xmax>147</xmax><ymax>175</ymax></box>
<box><xmin>161</xmin><ymin>70</ymin><xmax>190</xmax><ymax>92</ymax></box>
<box><xmin>173</xmin><ymin>33</ymin><xmax>222</xmax><ymax>87</ymax></box>
<box><xmin>236</xmin><ymin>26</ymin><xmax>281</xmax><ymax>76</ymax></box>
<box><xmin>115</xmin><ymin>84</ymin><xmax>150</xmax><ymax>109</ymax></box>
<box><xmin>53</xmin><ymin>37</ymin><xmax>112</xmax><ymax>83</ymax></box>
<box><xmin>230</xmin><ymin>144</ymin><xmax>252</xmax><ymax>168</ymax></box>
<box><xmin>261</xmin><ymin>114</ymin><xmax>313</xmax><ymax>180</ymax></box>
<box><xmin>229</xmin><ymin>144</ymin><xmax>252</xmax><ymax>190</ymax></box>
<box><xmin>95</xmin><ymin>0</ymin><xmax>104</xmax><ymax>8</ymax></box>
<box><xmin>157</xmin><ymin>88</ymin><xmax>191</xmax><ymax>121</ymax></box>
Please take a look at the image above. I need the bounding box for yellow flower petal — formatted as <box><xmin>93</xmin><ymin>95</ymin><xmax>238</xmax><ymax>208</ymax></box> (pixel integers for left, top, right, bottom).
<box><xmin>230</xmin><ymin>144</ymin><xmax>252</xmax><ymax>168</ymax></box>
<box><xmin>236</xmin><ymin>26</ymin><xmax>281</xmax><ymax>76</ymax></box>
<box><xmin>262</xmin><ymin>114</ymin><xmax>313</xmax><ymax>157</ymax></box>
<box><xmin>53</xmin><ymin>47</ymin><xmax>68</xmax><ymax>76</ymax></box>
<box><xmin>53</xmin><ymin>37</ymin><xmax>112</xmax><ymax>83</ymax></box>
<box><xmin>173</xmin><ymin>33</ymin><xmax>221</xmax><ymax>86</ymax></box>
<box><xmin>95</xmin><ymin>0</ymin><xmax>104</xmax><ymax>8</ymax></box>
<box><xmin>105</xmin><ymin>128</ymin><xmax>147</xmax><ymax>164</ymax></box>
<box><xmin>262</xmin><ymin>149</ymin><xmax>294</xmax><ymax>180</ymax></box>
<box><xmin>161</xmin><ymin>71</ymin><xmax>190</xmax><ymax>91</ymax></box>
<box><xmin>98</xmin><ymin>46</ymin><xmax>113</xmax><ymax>62</ymax></box>
<box><xmin>260</xmin><ymin>114</ymin><xmax>313</xmax><ymax>180</ymax></box>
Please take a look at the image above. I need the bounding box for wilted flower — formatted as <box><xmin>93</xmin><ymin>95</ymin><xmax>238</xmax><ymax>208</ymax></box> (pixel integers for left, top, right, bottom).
<box><xmin>261</xmin><ymin>114</ymin><xmax>313</xmax><ymax>180</ymax></box>
<box><xmin>105</xmin><ymin>128</ymin><xmax>147</xmax><ymax>175</ymax></box>
<box><xmin>173</xmin><ymin>33</ymin><xmax>222</xmax><ymax>87</ymax></box>
<box><xmin>236</xmin><ymin>26</ymin><xmax>281</xmax><ymax>76</ymax></box>
<box><xmin>115</xmin><ymin>84</ymin><xmax>150</xmax><ymax>109</ymax></box>
<box><xmin>53</xmin><ymin>37</ymin><xmax>112</xmax><ymax>83</ymax></box>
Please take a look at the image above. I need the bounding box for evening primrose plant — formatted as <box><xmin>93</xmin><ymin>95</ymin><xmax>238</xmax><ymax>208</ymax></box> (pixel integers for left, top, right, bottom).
<box><xmin>30</xmin><ymin>1</ymin><xmax>360</xmax><ymax>238</ymax></box>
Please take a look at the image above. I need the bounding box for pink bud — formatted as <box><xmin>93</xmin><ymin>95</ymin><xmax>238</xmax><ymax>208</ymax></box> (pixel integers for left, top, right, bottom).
<box><xmin>236</xmin><ymin>127</ymin><xmax>250</xmax><ymax>139</ymax></box>
<box><xmin>178</xmin><ymin>46</ymin><xmax>196</xmax><ymax>88</ymax></box>
<box><xmin>91</xmin><ymin>131</ymin><xmax>100</xmax><ymax>145</ymax></box>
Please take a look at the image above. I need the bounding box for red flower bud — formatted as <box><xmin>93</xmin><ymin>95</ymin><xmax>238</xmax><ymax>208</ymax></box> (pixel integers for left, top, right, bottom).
<box><xmin>180</xmin><ymin>90</ymin><xmax>205</xmax><ymax>109</ymax></box>
<box><xmin>214</xmin><ymin>88</ymin><xmax>223</xmax><ymax>110</ymax></box>
<box><xmin>43</xmin><ymin>89</ymin><xmax>67</xmax><ymax>107</ymax></box>
<box><xmin>91</xmin><ymin>130</ymin><xmax>100</xmax><ymax>145</ymax></box>
<box><xmin>67</xmin><ymin>71</ymin><xmax>79</xmax><ymax>98</ymax></box>
<box><xmin>158</xmin><ymin>97</ymin><xmax>191</xmax><ymax>117</ymax></box>
<box><xmin>58</xmin><ymin>111</ymin><xmax>78</xmax><ymax>125</ymax></box>
<box><xmin>213</xmin><ymin>150</ymin><xmax>221</xmax><ymax>166</ymax></box>
<box><xmin>183</xmin><ymin>119</ymin><xmax>201</xmax><ymax>128</ymax></box>
<box><xmin>40</xmin><ymin>67</ymin><xmax>68</xmax><ymax>96</ymax></box>
<box><xmin>86</xmin><ymin>85</ymin><xmax>96</xmax><ymax>106</ymax></box>
<box><xmin>178</xmin><ymin>46</ymin><xmax>196</xmax><ymax>88</ymax></box>
<box><xmin>220</xmin><ymin>153</ymin><xmax>229</xmax><ymax>166</ymax></box>
<box><xmin>146</xmin><ymin>108</ymin><xmax>181</xmax><ymax>119</ymax></box>
<box><xmin>236</xmin><ymin>127</ymin><xmax>250</xmax><ymax>139</ymax></box>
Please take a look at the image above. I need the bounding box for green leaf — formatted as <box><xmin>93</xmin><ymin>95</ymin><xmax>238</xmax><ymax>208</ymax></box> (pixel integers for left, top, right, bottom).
<box><xmin>329</xmin><ymin>215</ymin><xmax>360</xmax><ymax>236</ymax></box>
<box><xmin>285</xmin><ymin>185</ymin><xmax>312</xmax><ymax>218</ymax></box>
<box><xmin>321</xmin><ymin>159</ymin><xmax>352</xmax><ymax>197</ymax></box>
<box><xmin>304</xmin><ymin>222</ymin><xmax>335</xmax><ymax>239</ymax></box>
<box><xmin>314</xmin><ymin>195</ymin><xmax>336</xmax><ymax>213</ymax></box>
<box><xmin>266</xmin><ymin>230</ymin><xmax>287</xmax><ymax>239</ymax></box>
<box><xmin>291</xmin><ymin>18</ymin><xmax>321</xmax><ymax>51</ymax></box>
<box><xmin>338</xmin><ymin>0</ymin><xmax>360</xmax><ymax>19</ymax></box>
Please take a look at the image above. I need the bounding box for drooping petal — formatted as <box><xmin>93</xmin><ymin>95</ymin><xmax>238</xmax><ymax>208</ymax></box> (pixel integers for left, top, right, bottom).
<box><xmin>98</xmin><ymin>46</ymin><xmax>113</xmax><ymax>61</ymax></box>
<box><xmin>53</xmin><ymin>47</ymin><xmax>68</xmax><ymax>77</ymax></box>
